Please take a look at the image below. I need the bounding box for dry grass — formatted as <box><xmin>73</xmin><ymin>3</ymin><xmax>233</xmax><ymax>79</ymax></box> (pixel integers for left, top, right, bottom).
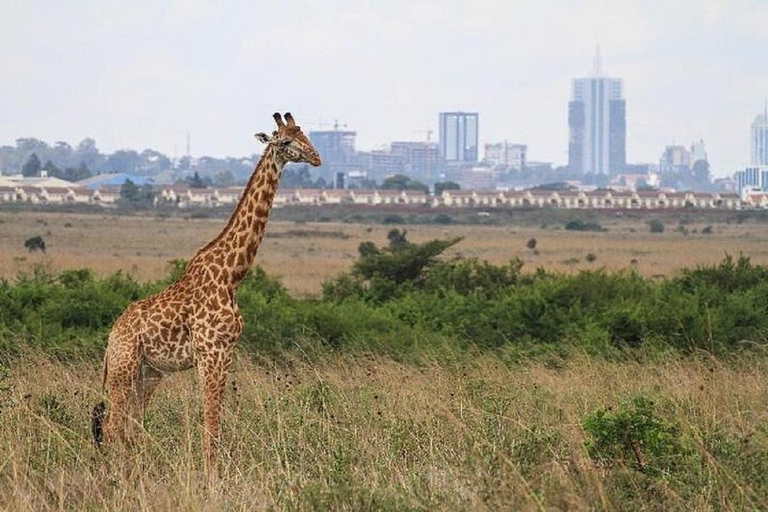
<box><xmin>4</xmin><ymin>211</ymin><xmax>768</xmax><ymax>295</ymax></box>
<box><xmin>1</xmin><ymin>352</ymin><xmax>767</xmax><ymax>510</ymax></box>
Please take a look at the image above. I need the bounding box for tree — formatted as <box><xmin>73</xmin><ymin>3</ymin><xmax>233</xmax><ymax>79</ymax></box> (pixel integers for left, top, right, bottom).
<box><xmin>75</xmin><ymin>138</ymin><xmax>102</xmax><ymax>170</ymax></box>
<box><xmin>387</xmin><ymin>229</ymin><xmax>409</xmax><ymax>250</ymax></box>
<box><xmin>188</xmin><ymin>171</ymin><xmax>208</xmax><ymax>189</ymax></box>
<box><xmin>648</xmin><ymin>220</ymin><xmax>665</xmax><ymax>233</ymax></box>
<box><xmin>72</xmin><ymin>162</ymin><xmax>93</xmax><ymax>181</ymax></box>
<box><xmin>105</xmin><ymin>150</ymin><xmax>142</xmax><ymax>174</ymax></box>
<box><xmin>119</xmin><ymin>179</ymin><xmax>140</xmax><ymax>202</ymax></box>
<box><xmin>380</xmin><ymin>174</ymin><xmax>429</xmax><ymax>193</ymax></box>
<box><xmin>22</xmin><ymin>153</ymin><xmax>42</xmax><ymax>177</ymax></box>
<box><xmin>434</xmin><ymin>181</ymin><xmax>460</xmax><ymax>196</ymax></box>
<box><xmin>42</xmin><ymin>160</ymin><xmax>61</xmax><ymax>177</ymax></box>
<box><xmin>16</xmin><ymin>138</ymin><xmax>49</xmax><ymax>154</ymax></box>
<box><xmin>214</xmin><ymin>170</ymin><xmax>235</xmax><ymax>187</ymax></box>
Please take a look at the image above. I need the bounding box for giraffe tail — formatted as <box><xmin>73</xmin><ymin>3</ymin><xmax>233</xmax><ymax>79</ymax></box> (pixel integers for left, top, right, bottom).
<box><xmin>101</xmin><ymin>355</ymin><xmax>108</xmax><ymax>393</ymax></box>
<box><xmin>91</xmin><ymin>401</ymin><xmax>106</xmax><ymax>446</ymax></box>
<box><xmin>91</xmin><ymin>355</ymin><xmax>108</xmax><ymax>446</ymax></box>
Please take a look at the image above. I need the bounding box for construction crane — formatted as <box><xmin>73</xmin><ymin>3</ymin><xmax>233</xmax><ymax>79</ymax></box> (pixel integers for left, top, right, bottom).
<box><xmin>304</xmin><ymin>119</ymin><xmax>349</xmax><ymax>131</ymax></box>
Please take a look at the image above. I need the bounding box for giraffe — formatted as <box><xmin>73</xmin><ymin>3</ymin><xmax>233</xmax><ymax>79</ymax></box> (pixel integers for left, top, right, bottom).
<box><xmin>91</xmin><ymin>112</ymin><xmax>321</xmax><ymax>471</ymax></box>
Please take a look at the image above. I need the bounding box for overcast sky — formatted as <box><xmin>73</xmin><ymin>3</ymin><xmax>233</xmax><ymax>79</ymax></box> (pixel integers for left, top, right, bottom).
<box><xmin>1</xmin><ymin>1</ymin><xmax>766</xmax><ymax>176</ymax></box>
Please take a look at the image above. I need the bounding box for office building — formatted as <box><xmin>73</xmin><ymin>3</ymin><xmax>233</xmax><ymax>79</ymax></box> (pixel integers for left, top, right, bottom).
<box><xmin>309</xmin><ymin>129</ymin><xmax>357</xmax><ymax>180</ymax></box>
<box><xmin>439</xmin><ymin>112</ymin><xmax>479</xmax><ymax>162</ymax></box>
<box><xmin>484</xmin><ymin>142</ymin><xmax>527</xmax><ymax>169</ymax></box>
<box><xmin>568</xmin><ymin>47</ymin><xmax>626</xmax><ymax>176</ymax></box>
<box><xmin>752</xmin><ymin>106</ymin><xmax>768</xmax><ymax>166</ymax></box>
<box><xmin>389</xmin><ymin>141</ymin><xmax>440</xmax><ymax>182</ymax></box>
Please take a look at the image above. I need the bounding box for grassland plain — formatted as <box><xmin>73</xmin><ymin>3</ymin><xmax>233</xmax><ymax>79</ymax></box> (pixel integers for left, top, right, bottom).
<box><xmin>4</xmin><ymin>208</ymin><xmax>768</xmax><ymax>294</ymax></box>
<box><xmin>2</xmin><ymin>208</ymin><xmax>768</xmax><ymax>510</ymax></box>
<box><xmin>2</xmin><ymin>351</ymin><xmax>768</xmax><ymax>511</ymax></box>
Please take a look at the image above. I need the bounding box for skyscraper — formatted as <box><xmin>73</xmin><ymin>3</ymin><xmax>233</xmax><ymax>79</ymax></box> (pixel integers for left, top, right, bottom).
<box><xmin>752</xmin><ymin>103</ymin><xmax>768</xmax><ymax>166</ymax></box>
<box><xmin>439</xmin><ymin>112</ymin><xmax>479</xmax><ymax>163</ymax></box>
<box><xmin>308</xmin><ymin>128</ymin><xmax>357</xmax><ymax>180</ymax></box>
<box><xmin>568</xmin><ymin>47</ymin><xmax>626</xmax><ymax>176</ymax></box>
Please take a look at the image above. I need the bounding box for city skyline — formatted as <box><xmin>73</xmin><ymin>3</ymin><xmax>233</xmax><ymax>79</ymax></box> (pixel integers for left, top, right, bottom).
<box><xmin>1</xmin><ymin>1</ymin><xmax>766</xmax><ymax>177</ymax></box>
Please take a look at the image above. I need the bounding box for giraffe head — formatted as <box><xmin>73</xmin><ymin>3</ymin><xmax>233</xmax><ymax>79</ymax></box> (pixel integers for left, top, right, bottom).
<box><xmin>255</xmin><ymin>113</ymin><xmax>322</xmax><ymax>167</ymax></box>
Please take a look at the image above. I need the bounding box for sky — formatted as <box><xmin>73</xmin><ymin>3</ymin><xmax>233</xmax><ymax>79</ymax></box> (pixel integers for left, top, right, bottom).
<box><xmin>1</xmin><ymin>0</ymin><xmax>766</xmax><ymax>177</ymax></box>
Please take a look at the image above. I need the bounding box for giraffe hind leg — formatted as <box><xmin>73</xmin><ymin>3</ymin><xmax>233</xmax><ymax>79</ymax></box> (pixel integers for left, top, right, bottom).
<box><xmin>103</xmin><ymin>336</ymin><xmax>142</xmax><ymax>445</ymax></box>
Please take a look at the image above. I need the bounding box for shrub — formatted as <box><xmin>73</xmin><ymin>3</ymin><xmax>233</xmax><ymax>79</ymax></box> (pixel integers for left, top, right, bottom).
<box><xmin>526</xmin><ymin>238</ymin><xmax>537</xmax><ymax>250</ymax></box>
<box><xmin>381</xmin><ymin>214</ymin><xmax>405</xmax><ymax>225</ymax></box>
<box><xmin>585</xmin><ymin>253</ymin><xmax>597</xmax><ymax>263</ymax></box>
<box><xmin>648</xmin><ymin>220</ymin><xmax>665</xmax><ymax>233</ymax></box>
<box><xmin>583</xmin><ymin>396</ymin><xmax>693</xmax><ymax>476</ymax></box>
<box><xmin>565</xmin><ymin>220</ymin><xmax>605</xmax><ymax>232</ymax></box>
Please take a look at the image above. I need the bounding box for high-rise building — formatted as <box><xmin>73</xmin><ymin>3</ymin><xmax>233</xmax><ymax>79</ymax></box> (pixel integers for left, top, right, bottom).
<box><xmin>389</xmin><ymin>141</ymin><xmax>440</xmax><ymax>182</ymax></box>
<box><xmin>439</xmin><ymin>112</ymin><xmax>479</xmax><ymax>163</ymax></box>
<box><xmin>568</xmin><ymin>47</ymin><xmax>626</xmax><ymax>176</ymax></box>
<box><xmin>309</xmin><ymin>129</ymin><xmax>357</xmax><ymax>180</ymax></box>
<box><xmin>691</xmin><ymin>140</ymin><xmax>707</xmax><ymax>164</ymax></box>
<box><xmin>752</xmin><ymin>105</ymin><xmax>768</xmax><ymax>166</ymax></box>
<box><xmin>484</xmin><ymin>142</ymin><xmax>527</xmax><ymax>169</ymax></box>
<box><xmin>659</xmin><ymin>145</ymin><xmax>692</xmax><ymax>174</ymax></box>
<box><xmin>734</xmin><ymin>166</ymin><xmax>766</xmax><ymax>199</ymax></box>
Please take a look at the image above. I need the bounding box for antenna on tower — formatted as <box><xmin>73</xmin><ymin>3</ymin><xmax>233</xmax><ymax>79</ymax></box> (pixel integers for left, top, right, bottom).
<box><xmin>186</xmin><ymin>133</ymin><xmax>191</xmax><ymax>157</ymax></box>
<box><xmin>593</xmin><ymin>43</ymin><xmax>603</xmax><ymax>77</ymax></box>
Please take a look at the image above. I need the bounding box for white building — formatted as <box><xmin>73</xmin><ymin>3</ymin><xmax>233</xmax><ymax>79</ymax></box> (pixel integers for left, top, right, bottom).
<box><xmin>484</xmin><ymin>142</ymin><xmax>527</xmax><ymax>169</ymax></box>
<box><xmin>734</xmin><ymin>166</ymin><xmax>768</xmax><ymax>199</ymax></box>
<box><xmin>752</xmin><ymin>108</ymin><xmax>768</xmax><ymax>166</ymax></box>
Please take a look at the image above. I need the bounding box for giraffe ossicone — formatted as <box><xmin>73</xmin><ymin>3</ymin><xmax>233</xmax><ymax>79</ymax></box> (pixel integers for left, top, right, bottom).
<box><xmin>92</xmin><ymin>112</ymin><xmax>321</xmax><ymax>472</ymax></box>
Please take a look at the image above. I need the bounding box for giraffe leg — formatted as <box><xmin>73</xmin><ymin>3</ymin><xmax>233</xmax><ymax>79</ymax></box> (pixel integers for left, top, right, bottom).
<box><xmin>103</xmin><ymin>341</ymin><xmax>142</xmax><ymax>446</ymax></box>
<box><xmin>138</xmin><ymin>362</ymin><xmax>164</xmax><ymax>417</ymax></box>
<box><xmin>196</xmin><ymin>350</ymin><xmax>233</xmax><ymax>474</ymax></box>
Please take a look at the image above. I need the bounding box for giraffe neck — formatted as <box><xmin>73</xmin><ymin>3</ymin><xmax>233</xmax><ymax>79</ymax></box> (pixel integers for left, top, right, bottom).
<box><xmin>188</xmin><ymin>145</ymin><xmax>285</xmax><ymax>287</ymax></box>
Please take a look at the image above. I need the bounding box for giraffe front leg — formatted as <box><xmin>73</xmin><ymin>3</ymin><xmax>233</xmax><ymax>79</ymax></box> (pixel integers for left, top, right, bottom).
<box><xmin>196</xmin><ymin>349</ymin><xmax>233</xmax><ymax>475</ymax></box>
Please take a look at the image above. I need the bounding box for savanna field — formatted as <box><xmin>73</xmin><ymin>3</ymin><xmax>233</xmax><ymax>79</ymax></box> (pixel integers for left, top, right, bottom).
<box><xmin>2</xmin><ymin>206</ymin><xmax>768</xmax><ymax>510</ymax></box>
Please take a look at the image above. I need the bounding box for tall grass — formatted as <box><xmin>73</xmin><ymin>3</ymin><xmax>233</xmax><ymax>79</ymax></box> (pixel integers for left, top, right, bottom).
<box><xmin>2</xmin><ymin>238</ymin><xmax>768</xmax><ymax>509</ymax></box>
<box><xmin>1</xmin><ymin>352</ymin><xmax>767</xmax><ymax>510</ymax></box>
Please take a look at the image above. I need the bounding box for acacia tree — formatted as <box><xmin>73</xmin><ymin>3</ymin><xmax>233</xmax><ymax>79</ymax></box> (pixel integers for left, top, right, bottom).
<box><xmin>434</xmin><ymin>181</ymin><xmax>460</xmax><ymax>196</ymax></box>
<box><xmin>22</xmin><ymin>153</ymin><xmax>41</xmax><ymax>177</ymax></box>
<box><xmin>380</xmin><ymin>174</ymin><xmax>429</xmax><ymax>193</ymax></box>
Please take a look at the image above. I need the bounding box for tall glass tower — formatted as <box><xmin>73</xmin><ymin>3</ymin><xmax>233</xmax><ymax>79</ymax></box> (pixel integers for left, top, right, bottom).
<box><xmin>439</xmin><ymin>112</ymin><xmax>479</xmax><ymax>162</ymax></box>
<box><xmin>568</xmin><ymin>47</ymin><xmax>626</xmax><ymax>176</ymax></box>
<box><xmin>752</xmin><ymin>103</ymin><xmax>768</xmax><ymax>166</ymax></box>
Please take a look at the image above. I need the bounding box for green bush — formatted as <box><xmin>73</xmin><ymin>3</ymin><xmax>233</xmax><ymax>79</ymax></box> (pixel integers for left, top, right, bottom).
<box><xmin>583</xmin><ymin>396</ymin><xmax>694</xmax><ymax>477</ymax></box>
<box><xmin>565</xmin><ymin>219</ymin><xmax>605</xmax><ymax>232</ymax></box>
<box><xmin>2</xmin><ymin>235</ymin><xmax>768</xmax><ymax>361</ymax></box>
<box><xmin>648</xmin><ymin>219</ymin><xmax>665</xmax><ymax>233</ymax></box>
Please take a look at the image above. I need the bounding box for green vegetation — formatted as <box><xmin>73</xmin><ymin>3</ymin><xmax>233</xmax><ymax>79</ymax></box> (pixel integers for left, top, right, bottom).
<box><xmin>565</xmin><ymin>219</ymin><xmax>605</xmax><ymax>231</ymax></box>
<box><xmin>1</xmin><ymin>230</ymin><xmax>767</xmax><ymax>362</ymax></box>
<box><xmin>649</xmin><ymin>219</ymin><xmax>665</xmax><ymax>233</ymax></box>
<box><xmin>379</xmin><ymin>174</ymin><xmax>429</xmax><ymax>193</ymax></box>
<box><xmin>2</xmin><ymin>234</ymin><xmax>768</xmax><ymax>509</ymax></box>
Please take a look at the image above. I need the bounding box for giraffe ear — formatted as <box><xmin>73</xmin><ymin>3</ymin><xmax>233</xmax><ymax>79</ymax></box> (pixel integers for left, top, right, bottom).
<box><xmin>255</xmin><ymin>132</ymin><xmax>271</xmax><ymax>144</ymax></box>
